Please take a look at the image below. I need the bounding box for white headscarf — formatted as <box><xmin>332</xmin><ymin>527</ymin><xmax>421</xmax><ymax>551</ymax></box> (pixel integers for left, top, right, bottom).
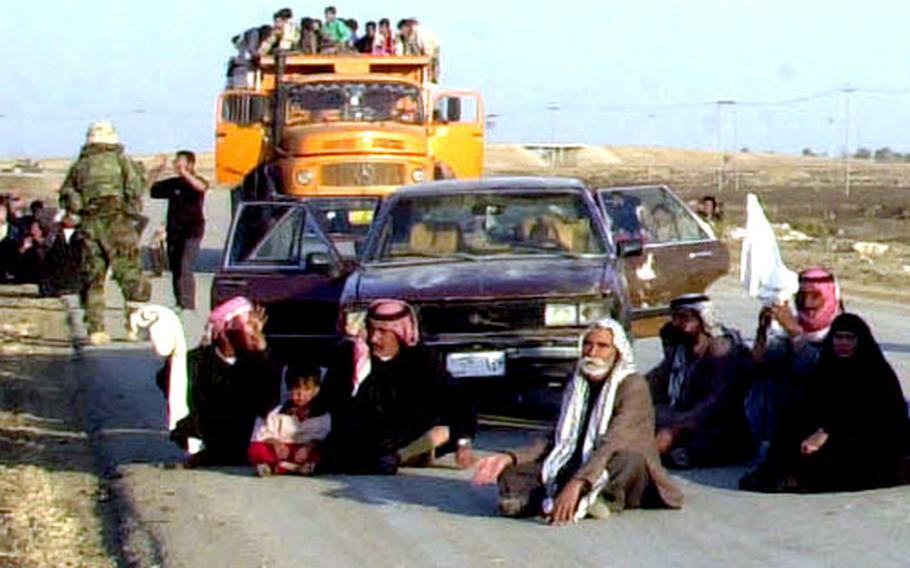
<box><xmin>540</xmin><ymin>318</ymin><xmax>637</xmax><ymax>522</ymax></box>
<box><xmin>129</xmin><ymin>306</ymin><xmax>189</xmax><ymax>432</ymax></box>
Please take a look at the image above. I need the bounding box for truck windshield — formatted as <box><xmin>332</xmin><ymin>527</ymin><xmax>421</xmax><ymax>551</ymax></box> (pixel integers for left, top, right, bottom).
<box><xmin>369</xmin><ymin>191</ymin><xmax>607</xmax><ymax>262</ymax></box>
<box><xmin>285</xmin><ymin>82</ymin><xmax>423</xmax><ymax>126</ymax></box>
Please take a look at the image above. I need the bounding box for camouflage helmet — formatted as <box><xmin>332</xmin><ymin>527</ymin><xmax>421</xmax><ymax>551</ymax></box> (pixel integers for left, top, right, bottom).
<box><xmin>85</xmin><ymin>121</ymin><xmax>119</xmax><ymax>145</ymax></box>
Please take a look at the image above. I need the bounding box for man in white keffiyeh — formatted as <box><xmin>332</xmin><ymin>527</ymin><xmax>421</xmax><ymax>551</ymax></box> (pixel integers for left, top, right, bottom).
<box><xmin>473</xmin><ymin>318</ymin><xmax>682</xmax><ymax>524</ymax></box>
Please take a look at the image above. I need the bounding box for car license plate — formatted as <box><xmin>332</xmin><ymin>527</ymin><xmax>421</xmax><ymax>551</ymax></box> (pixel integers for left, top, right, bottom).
<box><xmin>446</xmin><ymin>351</ymin><xmax>506</xmax><ymax>378</ymax></box>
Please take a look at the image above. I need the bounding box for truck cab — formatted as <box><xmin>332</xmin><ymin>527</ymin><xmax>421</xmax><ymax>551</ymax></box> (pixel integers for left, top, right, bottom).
<box><xmin>215</xmin><ymin>54</ymin><xmax>484</xmax><ymax>200</ymax></box>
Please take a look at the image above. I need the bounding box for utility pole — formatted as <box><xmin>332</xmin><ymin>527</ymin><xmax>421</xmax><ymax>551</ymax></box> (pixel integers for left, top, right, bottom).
<box><xmin>546</xmin><ymin>103</ymin><xmax>561</xmax><ymax>169</ymax></box>
<box><xmin>715</xmin><ymin>100</ymin><xmax>735</xmax><ymax>193</ymax></box>
<box><xmin>841</xmin><ymin>88</ymin><xmax>856</xmax><ymax>198</ymax></box>
<box><xmin>647</xmin><ymin>112</ymin><xmax>657</xmax><ymax>182</ymax></box>
<box><xmin>485</xmin><ymin>113</ymin><xmax>500</xmax><ymax>143</ymax></box>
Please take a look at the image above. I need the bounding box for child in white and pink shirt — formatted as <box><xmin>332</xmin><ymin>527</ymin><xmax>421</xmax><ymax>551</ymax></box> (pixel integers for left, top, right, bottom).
<box><xmin>248</xmin><ymin>366</ymin><xmax>330</xmax><ymax>476</ymax></box>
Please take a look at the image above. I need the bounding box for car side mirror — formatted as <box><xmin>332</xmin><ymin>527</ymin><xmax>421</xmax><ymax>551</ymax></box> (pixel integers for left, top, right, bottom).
<box><xmin>617</xmin><ymin>239</ymin><xmax>644</xmax><ymax>258</ymax></box>
<box><xmin>305</xmin><ymin>251</ymin><xmax>335</xmax><ymax>275</ymax></box>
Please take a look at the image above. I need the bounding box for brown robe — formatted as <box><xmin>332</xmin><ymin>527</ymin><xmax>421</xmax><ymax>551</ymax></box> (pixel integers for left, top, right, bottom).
<box><xmin>507</xmin><ymin>373</ymin><xmax>683</xmax><ymax>509</ymax></box>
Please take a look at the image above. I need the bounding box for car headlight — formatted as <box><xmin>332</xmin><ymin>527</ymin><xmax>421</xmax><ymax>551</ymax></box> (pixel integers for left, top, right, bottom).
<box><xmin>411</xmin><ymin>168</ymin><xmax>426</xmax><ymax>183</ymax></box>
<box><xmin>296</xmin><ymin>169</ymin><xmax>314</xmax><ymax>185</ymax></box>
<box><xmin>544</xmin><ymin>304</ymin><xmax>578</xmax><ymax>327</ymax></box>
<box><xmin>343</xmin><ymin>309</ymin><xmax>367</xmax><ymax>336</ymax></box>
<box><xmin>578</xmin><ymin>300</ymin><xmax>614</xmax><ymax>325</ymax></box>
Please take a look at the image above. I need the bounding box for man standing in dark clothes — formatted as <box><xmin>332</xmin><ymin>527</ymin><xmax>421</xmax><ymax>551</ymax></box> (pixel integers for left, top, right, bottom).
<box><xmin>322</xmin><ymin>299</ymin><xmax>476</xmax><ymax>474</ymax></box>
<box><xmin>150</xmin><ymin>151</ymin><xmax>209</xmax><ymax>311</ymax></box>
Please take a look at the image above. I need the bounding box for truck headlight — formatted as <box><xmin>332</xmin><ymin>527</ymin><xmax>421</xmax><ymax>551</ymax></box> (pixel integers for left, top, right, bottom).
<box><xmin>411</xmin><ymin>168</ymin><xmax>426</xmax><ymax>183</ymax></box>
<box><xmin>296</xmin><ymin>169</ymin><xmax>314</xmax><ymax>185</ymax></box>
<box><xmin>544</xmin><ymin>304</ymin><xmax>578</xmax><ymax>327</ymax></box>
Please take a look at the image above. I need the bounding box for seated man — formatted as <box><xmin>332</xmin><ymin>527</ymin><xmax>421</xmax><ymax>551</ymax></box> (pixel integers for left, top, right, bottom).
<box><xmin>473</xmin><ymin>319</ymin><xmax>682</xmax><ymax>524</ymax></box>
<box><xmin>745</xmin><ymin>268</ymin><xmax>842</xmax><ymax>444</ymax></box>
<box><xmin>647</xmin><ymin>294</ymin><xmax>755</xmax><ymax>468</ymax></box>
<box><xmin>258</xmin><ymin>8</ymin><xmax>301</xmax><ymax>57</ymax></box>
<box><xmin>144</xmin><ymin>297</ymin><xmax>285</xmax><ymax>467</ymax></box>
<box><xmin>323</xmin><ymin>299</ymin><xmax>475</xmax><ymax>474</ymax></box>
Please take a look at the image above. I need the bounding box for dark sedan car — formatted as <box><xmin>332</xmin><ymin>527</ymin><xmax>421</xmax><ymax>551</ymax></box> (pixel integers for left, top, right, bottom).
<box><xmin>338</xmin><ymin>177</ymin><xmax>634</xmax><ymax>383</ymax></box>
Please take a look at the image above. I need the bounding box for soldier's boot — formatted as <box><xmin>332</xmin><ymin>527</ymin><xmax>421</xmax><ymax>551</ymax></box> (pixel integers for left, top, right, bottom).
<box><xmin>83</xmin><ymin>282</ymin><xmax>108</xmax><ymax>345</ymax></box>
<box><xmin>89</xmin><ymin>331</ymin><xmax>112</xmax><ymax>346</ymax></box>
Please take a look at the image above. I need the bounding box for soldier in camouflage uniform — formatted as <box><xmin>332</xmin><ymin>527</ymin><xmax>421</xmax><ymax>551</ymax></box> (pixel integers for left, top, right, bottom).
<box><xmin>59</xmin><ymin>122</ymin><xmax>151</xmax><ymax>345</ymax></box>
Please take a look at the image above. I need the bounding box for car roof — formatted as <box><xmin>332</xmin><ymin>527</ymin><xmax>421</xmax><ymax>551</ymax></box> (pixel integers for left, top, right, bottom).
<box><xmin>392</xmin><ymin>177</ymin><xmax>588</xmax><ymax>196</ymax></box>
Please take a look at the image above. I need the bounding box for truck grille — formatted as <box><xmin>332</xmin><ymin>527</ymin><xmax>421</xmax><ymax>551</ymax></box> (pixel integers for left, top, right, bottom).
<box><xmin>419</xmin><ymin>301</ymin><xmax>544</xmax><ymax>335</ymax></box>
<box><xmin>321</xmin><ymin>163</ymin><xmax>405</xmax><ymax>187</ymax></box>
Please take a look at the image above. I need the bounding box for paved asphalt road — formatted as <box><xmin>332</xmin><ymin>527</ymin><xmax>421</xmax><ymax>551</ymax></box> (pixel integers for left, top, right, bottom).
<box><xmin>73</xmin><ymin>190</ymin><xmax>910</xmax><ymax>567</ymax></box>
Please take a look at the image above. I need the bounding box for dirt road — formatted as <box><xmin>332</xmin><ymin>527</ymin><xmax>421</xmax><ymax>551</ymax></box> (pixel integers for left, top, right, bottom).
<box><xmin>62</xmin><ymin>191</ymin><xmax>910</xmax><ymax>567</ymax></box>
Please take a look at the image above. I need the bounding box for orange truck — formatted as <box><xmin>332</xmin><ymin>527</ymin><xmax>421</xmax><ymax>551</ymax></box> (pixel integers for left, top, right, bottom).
<box><xmin>215</xmin><ymin>53</ymin><xmax>485</xmax><ymax>199</ymax></box>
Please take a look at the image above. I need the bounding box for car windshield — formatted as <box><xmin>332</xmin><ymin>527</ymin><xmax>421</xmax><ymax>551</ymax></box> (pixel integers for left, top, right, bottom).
<box><xmin>369</xmin><ymin>191</ymin><xmax>606</xmax><ymax>262</ymax></box>
<box><xmin>285</xmin><ymin>82</ymin><xmax>423</xmax><ymax>125</ymax></box>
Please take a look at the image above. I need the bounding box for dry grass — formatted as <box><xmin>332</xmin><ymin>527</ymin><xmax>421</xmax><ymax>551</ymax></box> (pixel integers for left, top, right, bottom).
<box><xmin>0</xmin><ymin>297</ymin><xmax>115</xmax><ymax>568</ymax></box>
<box><xmin>0</xmin><ymin>465</ymin><xmax>115</xmax><ymax>568</ymax></box>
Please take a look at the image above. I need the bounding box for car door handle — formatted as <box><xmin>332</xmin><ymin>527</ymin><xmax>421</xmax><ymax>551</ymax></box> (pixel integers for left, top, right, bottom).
<box><xmin>688</xmin><ymin>251</ymin><xmax>714</xmax><ymax>259</ymax></box>
<box><xmin>220</xmin><ymin>278</ymin><xmax>248</xmax><ymax>287</ymax></box>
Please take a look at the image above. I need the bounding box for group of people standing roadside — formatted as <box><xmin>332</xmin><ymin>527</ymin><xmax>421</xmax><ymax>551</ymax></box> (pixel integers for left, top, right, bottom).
<box><xmin>228</xmin><ymin>7</ymin><xmax>441</xmax><ymax>84</ymax></box>
<box><xmin>133</xmin><ymin>259</ymin><xmax>908</xmax><ymax>525</ymax></box>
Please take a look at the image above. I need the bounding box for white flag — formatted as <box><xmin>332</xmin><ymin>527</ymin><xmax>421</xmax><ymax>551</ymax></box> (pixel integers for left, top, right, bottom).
<box><xmin>740</xmin><ymin>193</ymin><xmax>798</xmax><ymax>305</ymax></box>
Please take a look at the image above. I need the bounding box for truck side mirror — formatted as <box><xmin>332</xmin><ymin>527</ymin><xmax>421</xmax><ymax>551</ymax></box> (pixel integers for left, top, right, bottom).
<box><xmin>446</xmin><ymin>97</ymin><xmax>462</xmax><ymax>122</ymax></box>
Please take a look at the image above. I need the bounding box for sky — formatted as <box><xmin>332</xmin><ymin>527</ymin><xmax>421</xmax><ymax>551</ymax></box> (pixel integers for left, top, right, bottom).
<box><xmin>3</xmin><ymin>0</ymin><xmax>910</xmax><ymax>158</ymax></box>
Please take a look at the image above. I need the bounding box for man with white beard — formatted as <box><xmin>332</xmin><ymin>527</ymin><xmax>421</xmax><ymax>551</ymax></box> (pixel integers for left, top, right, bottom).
<box><xmin>473</xmin><ymin>319</ymin><xmax>682</xmax><ymax>524</ymax></box>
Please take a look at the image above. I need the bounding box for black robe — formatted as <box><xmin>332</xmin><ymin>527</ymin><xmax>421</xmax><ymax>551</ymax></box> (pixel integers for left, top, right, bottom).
<box><xmin>647</xmin><ymin>324</ymin><xmax>756</xmax><ymax>467</ymax></box>
<box><xmin>743</xmin><ymin>313</ymin><xmax>910</xmax><ymax>492</ymax></box>
<box><xmin>162</xmin><ymin>346</ymin><xmax>284</xmax><ymax>464</ymax></box>
<box><xmin>321</xmin><ymin>341</ymin><xmax>475</xmax><ymax>473</ymax></box>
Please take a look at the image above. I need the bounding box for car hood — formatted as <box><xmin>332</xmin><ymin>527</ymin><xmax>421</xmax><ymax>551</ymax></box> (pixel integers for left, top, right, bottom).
<box><xmin>348</xmin><ymin>257</ymin><xmax>611</xmax><ymax>304</ymax></box>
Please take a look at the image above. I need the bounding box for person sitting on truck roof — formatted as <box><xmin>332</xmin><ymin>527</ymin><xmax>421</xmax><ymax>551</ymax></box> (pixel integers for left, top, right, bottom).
<box><xmin>473</xmin><ymin>319</ymin><xmax>683</xmax><ymax>523</ymax></box>
<box><xmin>373</xmin><ymin>18</ymin><xmax>395</xmax><ymax>55</ymax></box>
<box><xmin>258</xmin><ymin>8</ymin><xmax>301</xmax><ymax>57</ymax></box>
<box><xmin>322</xmin><ymin>6</ymin><xmax>353</xmax><ymax>53</ymax></box>
<box><xmin>321</xmin><ymin>300</ymin><xmax>476</xmax><ymax>475</ymax></box>
<box><xmin>227</xmin><ymin>25</ymin><xmax>271</xmax><ymax>87</ymax></box>
<box><xmin>356</xmin><ymin>21</ymin><xmax>377</xmax><ymax>54</ymax></box>
<box><xmin>398</xmin><ymin>19</ymin><xmax>440</xmax><ymax>81</ymax></box>
<box><xmin>347</xmin><ymin>19</ymin><xmax>360</xmax><ymax>43</ymax></box>
<box><xmin>300</xmin><ymin>17</ymin><xmax>322</xmax><ymax>54</ymax></box>
<box><xmin>395</xmin><ymin>19</ymin><xmax>419</xmax><ymax>56</ymax></box>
